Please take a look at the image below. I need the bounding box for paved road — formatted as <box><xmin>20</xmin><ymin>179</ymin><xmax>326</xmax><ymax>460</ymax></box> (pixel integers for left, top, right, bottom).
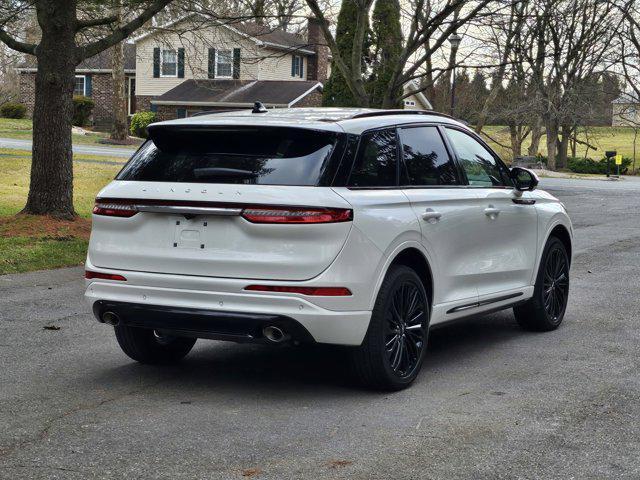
<box><xmin>1</xmin><ymin>177</ymin><xmax>639</xmax><ymax>479</ymax></box>
<box><xmin>0</xmin><ymin>137</ymin><xmax>136</xmax><ymax>158</ymax></box>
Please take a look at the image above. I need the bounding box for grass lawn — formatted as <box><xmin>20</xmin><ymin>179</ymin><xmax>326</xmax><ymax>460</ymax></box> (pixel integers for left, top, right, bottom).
<box><xmin>0</xmin><ymin>148</ymin><xmax>123</xmax><ymax>274</ymax></box>
<box><xmin>0</xmin><ymin>118</ymin><xmax>141</xmax><ymax>148</ymax></box>
<box><xmin>480</xmin><ymin>125</ymin><xmax>640</xmax><ymax>165</ymax></box>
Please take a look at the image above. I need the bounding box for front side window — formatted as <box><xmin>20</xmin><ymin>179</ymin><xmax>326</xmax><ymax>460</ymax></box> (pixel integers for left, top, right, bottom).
<box><xmin>399</xmin><ymin>126</ymin><xmax>458</xmax><ymax>186</ymax></box>
<box><xmin>74</xmin><ymin>75</ymin><xmax>85</xmax><ymax>96</ymax></box>
<box><xmin>349</xmin><ymin>129</ymin><xmax>397</xmax><ymax>187</ymax></box>
<box><xmin>445</xmin><ymin>128</ymin><xmax>511</xmax><ymax>187</ymax></box>
<box><xmin>161</xmin><ymin>49</ymin><xmax>177</xmax><ymax>77</ymax></box>
<box><xmin>216</xmin><ymin>49</ymin><xmax>233</xmax><ymax>78</ymax></box>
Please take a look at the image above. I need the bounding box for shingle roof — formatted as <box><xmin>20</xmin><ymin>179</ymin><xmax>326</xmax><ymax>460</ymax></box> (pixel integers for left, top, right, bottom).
<box><xmin>153</xmin><ymin>79</ymin><xmax>322</xmax><ymax>107</ymax></box>
<box><xmin>78</xmin><ymin>43</ymin><xmax>137</xmax><ymax>70</ymax></box>
<box><xmin>234</xmin><ymin>22</ymin><xmax>308</xmax><ymax>50</ymax></box>
<box><xmin>18</xmin><ymin>43</ymin><xmax>136</xmax><ymax>71</ymax></box>
<box><xmin>133</xmin><ymin>14</ymin><xmax>314</xmax><ymax>54</ymax></box>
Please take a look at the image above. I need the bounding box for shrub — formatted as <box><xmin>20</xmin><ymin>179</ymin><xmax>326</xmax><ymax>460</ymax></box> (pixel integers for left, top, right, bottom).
<box><xmin>129</xmin><ymin>111</ymin><xmax>157</xmax><ymax>138</ymax></box>
<box><xmin>567</xmin><ymin>156</ymin><xmax>632</xmax><ymax>175</ymax></box>
<box><xmin>72</xmin><ymin>95</ymin><xmax>94</xmax><ymax>127</ymax></box>
<box><xmin>1</xmin><ymin>102</ymin><xmax>27</xmax><ymax>119</ymax></box>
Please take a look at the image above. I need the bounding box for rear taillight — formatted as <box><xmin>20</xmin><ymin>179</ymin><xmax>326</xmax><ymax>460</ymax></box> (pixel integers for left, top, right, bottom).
<box><xmin>93</xmin><ymin>201</ymin><xmax>137</xmax><ymax>218</ymax></box>
<box><xmin>244</xmin><ymin>285</ymin><xmax>352</xmax><ymax>296</ymax></box>
<box><xmin>241</xmin><ymin>207</ymin><xmax>352</xmax><ymax>224</ymax></box>
<box><xmin>85</xmin><ymin>271</ymin><xmax>127</xmax><ymax>281</ymax></box>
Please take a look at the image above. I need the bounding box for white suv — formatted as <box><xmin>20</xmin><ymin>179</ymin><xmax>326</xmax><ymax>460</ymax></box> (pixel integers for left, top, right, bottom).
<box><xmin>85</xmin><ymin>107</ymin><xmax>572</xmax><ymax>390</ymax></box>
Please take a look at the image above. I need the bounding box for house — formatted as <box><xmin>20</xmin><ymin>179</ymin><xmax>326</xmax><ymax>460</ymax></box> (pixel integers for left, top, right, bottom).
<box><xmin>17</xmin><ymin>15</ymin><xmax>432</xmax><ymax>126</ymax></box>
<box><xmin>132</xmin><ymin>15</ymin><xmax>329</xmax><ymax>119</ymax></box>
<box><xmin>612</xmin><ymin>93</ymin><xmax>640</xmax><ymax>126</ymax></box>
<box><xmin>402</xmin><ymin>83</ymin><xmax>433</xmax><ymax>110</ymax></box>
<box><xmin>17</xmin><ymin>44</ymin><xmax>137</xmax><ymax>127</ymax></box>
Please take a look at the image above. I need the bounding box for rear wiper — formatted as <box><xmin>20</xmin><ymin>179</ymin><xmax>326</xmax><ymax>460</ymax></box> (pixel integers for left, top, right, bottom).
<box><xmin>193</xmin><ymin>168</ymin><xmax>258</xmax><ymax>179</ymax></box>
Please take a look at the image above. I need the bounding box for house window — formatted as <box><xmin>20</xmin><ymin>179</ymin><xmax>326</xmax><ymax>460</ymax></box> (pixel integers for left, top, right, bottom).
<box><xmin>74</xmin><ymin>75</ymin><xmax>86</xmax><ymax>96</ymax></box>
<box><xmin>161</xmin><ymin>49</ymin><xmax>178</xmax><ymax>77</ymax></box>
<box><xmin>404</xmin><ymin>100</ymin><xmax>416</xmax><ymax>107</ymax></box>
<box><xmin>216</xmin><ymin>50</ymin><xmax>233</xmax><ymax>78</ymax></box>
<box><xmin>292</xmin><ymin>56</ymin><xmax>303</xmax><ymax>77</ymax></box>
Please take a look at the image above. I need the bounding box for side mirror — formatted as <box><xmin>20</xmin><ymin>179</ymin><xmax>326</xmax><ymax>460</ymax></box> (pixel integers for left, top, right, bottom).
<box><xmin>510</xmin><ymin>166</ymin><xmax>539</xmax><ymax>191</ymax></box>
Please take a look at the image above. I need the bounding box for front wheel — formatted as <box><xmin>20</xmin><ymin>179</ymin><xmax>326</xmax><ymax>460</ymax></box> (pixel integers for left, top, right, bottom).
<box><xmin>514</xmin><ymin>236</ymin><xmax>570</xmax><ymax>331</ymax></box>
<box><xmin>114</xmin><ymin>325</ymin><xmax>196</xmax><ymax>364</ymax></box>
<box><xmin>351</xmin><ymin>265</ymin><xmax>430</xmax><ymax>390</ymax></box>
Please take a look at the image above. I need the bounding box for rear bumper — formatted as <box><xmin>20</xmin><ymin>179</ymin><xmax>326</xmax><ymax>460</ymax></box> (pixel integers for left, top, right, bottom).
<box><xmin>85</xmin><ymin>280</ymin><xmax>371</xmax><ymax>346</ymax></box>
<box><xmin>92</xmin><ymin>300</ymin><xmax>316</xmax><ymax>344</ymax></box>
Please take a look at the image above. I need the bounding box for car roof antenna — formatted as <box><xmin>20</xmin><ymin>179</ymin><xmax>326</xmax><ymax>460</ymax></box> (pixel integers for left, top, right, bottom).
<box><xmin>252</xmin><ymin>101</ymin><xmax>268</xmax><ymax>113</ymax></box>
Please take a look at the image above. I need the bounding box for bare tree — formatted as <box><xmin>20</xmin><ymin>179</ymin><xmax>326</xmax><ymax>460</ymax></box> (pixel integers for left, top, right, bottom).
<box><xmin>304</xmin><ymin>0</ymin><xmax>507</xmax><ymax>108</ymax></box>
<box><xmin>474</xmin><ymin>0</ymin><xmax>524</xmax><ymax>133</ymax></box>
<box><xmin>509</xmin><ymin>0</ymin><xmax>622</xmax><ymax>169</ymax></box>
<box><xmin>0</xmin><ymin>0</ymin><xmax>175</xmax><ymax>218</ymax></box>
<box><xmin>110</xmin><ymin>3</ymin><xmax>129</xmax><ymax>142</ymax></box>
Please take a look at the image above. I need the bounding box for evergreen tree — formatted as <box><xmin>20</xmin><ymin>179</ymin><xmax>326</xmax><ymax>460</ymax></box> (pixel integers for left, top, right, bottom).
<box><xmin>368</xmin><ymin>0</ymin><xmax>403</xmax><ymax>108</ymax></box>
<box><xmin>322</xmin><ymin>0</ymin><xmax>369</xmax><ymax>107</ymax></box>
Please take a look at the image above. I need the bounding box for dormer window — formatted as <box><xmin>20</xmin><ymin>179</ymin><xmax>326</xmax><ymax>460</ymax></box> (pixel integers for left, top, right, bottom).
<box><xmin>216</xmin><ymin>50</ymin><xmax>233</xmax><ymax>78</ymax></box>
<box><xmin>161</xmin><ymin>49</ymin><xmax>178</xmax><ymax>77</ymax></box>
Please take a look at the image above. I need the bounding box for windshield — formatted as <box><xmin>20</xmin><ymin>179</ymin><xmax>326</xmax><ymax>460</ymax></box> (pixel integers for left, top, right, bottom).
<box><xmin>117</xmin><ymin>127</ymin><xmax>343</xmax><ymax>186</ymax></box>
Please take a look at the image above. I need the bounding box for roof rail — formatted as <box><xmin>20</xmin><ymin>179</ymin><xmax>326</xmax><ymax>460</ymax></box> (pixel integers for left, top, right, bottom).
<box><xmin>350</xmin><ymin>109</ymin><xmax>456</xmax><ymax>120</ymax></box>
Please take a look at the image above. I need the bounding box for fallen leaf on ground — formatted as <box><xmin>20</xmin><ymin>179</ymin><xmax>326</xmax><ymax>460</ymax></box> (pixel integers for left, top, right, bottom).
<box><xmin>43</xmin><ymin>325</ymin><xmax>60</xmax><ymax>331</ymax></box>
<box><xmin>329</xmin><ymin>460</ymin><xmax>353</xmax><ymax>469</ymax></box>
<box><xmin>241</xmin><ymin>468</ymin><xmax>262</xmax><ymax>477</ymax></box>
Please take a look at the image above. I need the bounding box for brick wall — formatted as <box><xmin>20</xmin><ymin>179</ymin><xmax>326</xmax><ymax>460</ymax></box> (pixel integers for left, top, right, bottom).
<box><xmin>90</xmin><ymin>73</ymin><xmax>116</xmax><ymax>127</ymax></box>
<box><xmin>291</xmin><ymin>90</ymin><xmax>322</xmax><ymax>108</ymax></box>
<box><xmin>135</xmin><ymin>95</ymin><xmax>155</xmax><ymax>113</ymax></box>
<box><xmin>306</xmin><ymin>18</ymin><xmax>329</xmax><ymax>83</ymax></box>
<box><xmin>18</xmin><ymin>72</ymin><xmax>36</xmax><ymax>117</ymax></box>
<box><xmin>18</xmin><ymin>71</ymin><xmax>134</xmax><ymax>128</ymax></box>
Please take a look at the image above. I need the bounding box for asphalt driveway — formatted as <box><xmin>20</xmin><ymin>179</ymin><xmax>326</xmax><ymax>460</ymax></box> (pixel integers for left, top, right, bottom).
<box><xmin>1</xmin><ymin>177</ymin><xmax>639</xmax><ymax>479</ymax></box>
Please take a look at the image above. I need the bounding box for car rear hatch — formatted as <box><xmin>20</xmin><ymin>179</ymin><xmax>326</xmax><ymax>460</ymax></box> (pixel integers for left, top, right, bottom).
<box><xmin>89</xmin><ymin>124</ymin><xmax>353</xmax><ymax>281</ymax></box>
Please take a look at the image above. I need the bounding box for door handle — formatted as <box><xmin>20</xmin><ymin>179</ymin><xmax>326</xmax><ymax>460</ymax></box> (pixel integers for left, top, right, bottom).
<box><xmin>422</xmin><ymin>208</ymin><xmax>442</xmax><ymax>222</ymax></box>
<box><xmin>484</xmin><ymin>206</ymin><xmax>500</xmax><ymax>218</ymax></box>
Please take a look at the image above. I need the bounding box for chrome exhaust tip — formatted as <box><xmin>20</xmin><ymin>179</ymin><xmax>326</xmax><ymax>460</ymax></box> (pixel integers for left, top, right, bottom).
<box><xmin>102</xmin><ymin>311</ymin><xmax>120</xmax><ymax>326</ymax></box>
<box><xmin>262</xmin><ymin>325</ymin><xmax>287</xmax><ymax>343</ymax></box>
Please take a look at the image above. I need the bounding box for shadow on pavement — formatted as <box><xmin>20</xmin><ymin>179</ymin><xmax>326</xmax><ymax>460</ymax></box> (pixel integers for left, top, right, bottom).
<box><xmin>89</xmin><ymin>310</ymin><xmax>526</xmax><ymax>395</ymax></box>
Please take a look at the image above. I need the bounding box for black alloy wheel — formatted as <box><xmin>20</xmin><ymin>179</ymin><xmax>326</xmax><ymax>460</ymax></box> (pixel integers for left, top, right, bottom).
<box><xmin>542</xmin><ymin>244</ymin><xmax>570</xmax><ymax>323</ymax></box>
<box><xmin>514</xmin><ymin>236</ymin><xmax>570</xmax><ymax>331</ymax></box>
<box><xmin>385</xmin><ymin>282</ymin><xmax>427</xmax><ymax>378</ymax></box>
<box><xmin>352</xmin><ymin>265</ymin><xmax>430</xmax><ymax>390</ymax></box>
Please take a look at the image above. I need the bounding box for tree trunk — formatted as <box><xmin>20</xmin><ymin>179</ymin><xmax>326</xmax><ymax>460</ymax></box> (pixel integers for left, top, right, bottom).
<box><xmin>528</xmin><ymin>115</ymin><xmax>543</xmax><ymax>156</ymax></box>
<box><xmin>545</xmin><ymin>118</ymin><xmax>559</xmax><ymax>170</ymax></box>
<box><xmin>110</xmin><ymin>39</ymin><xmax>128</xmax><ymax>141</ymax></box>
<box><xmin>22</xmin><ymin>1</ymin><xmax>77</xmax><ymax>218</ymax></box>
<box><xmin>557</xmin><ymin>125</ymin><xmax>571</xmax><ymax>169</ymax></box>
<box><xmin>509</xmin><ymin>123</ymin><xmax>522</xmax><ymax>158</ymax></box>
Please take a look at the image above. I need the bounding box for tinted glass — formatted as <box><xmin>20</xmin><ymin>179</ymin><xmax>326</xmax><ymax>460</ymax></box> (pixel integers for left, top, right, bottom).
<box><xmin>446</xmin><ymin>128</ymin><xmax>511</xmax><ymax>187</ymax></box>
<box><xmin>117</xmin><ymin>127</ymin><xmax>341</xmax><ymax>186</ymax></box>
<box><xmin>399</xmin><ymin>126</ymin><xmax>458</xmax><ymax>186</ymax></box>
<box><xmin>349</xmin><ymin>129</ymin><xmax>397</xmax><ymax>187</ymax></box>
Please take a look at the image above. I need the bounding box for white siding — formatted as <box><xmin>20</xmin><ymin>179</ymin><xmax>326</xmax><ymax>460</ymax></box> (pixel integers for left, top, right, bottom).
<box><xmin>135</xmin><ymin>21</ymin><xmax>309</xmax><ymax>97</ymax></box>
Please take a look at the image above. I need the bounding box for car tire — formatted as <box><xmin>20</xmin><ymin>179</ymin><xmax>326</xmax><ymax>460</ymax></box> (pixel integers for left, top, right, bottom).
<box><xmin>352</xmin><ymin>265</ymin><xmax>430</xmax><ymax>391</ymax></box>
<box><xmin>114</xmin><ymin>325</ymin><xmax>196</xmax><ymax>364</ymax></box>
<box><xmin>514</xmin><ymin>236</ymin><xmax>570</xmax><ymax>332</ymax></box>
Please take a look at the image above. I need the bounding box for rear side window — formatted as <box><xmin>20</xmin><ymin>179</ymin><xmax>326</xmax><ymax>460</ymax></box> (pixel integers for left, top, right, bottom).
<box><xmin>348</xmin><ymin>129</ymin><xmax>397</xmax><ymax>187</ymax></box>
<box><xmin>117</xmin><ymin>127</ymin><xmax>342</xmax><ymax>186</ymax></box>
<box><xmin>399</xmin><ymin>126</ymin><xmax>458</xmax><ymax>186</ymax></box>
<box><xmin>445</xmin><ymin>128</ymin><xmax>511</xmax><ymax>187</ymax></box>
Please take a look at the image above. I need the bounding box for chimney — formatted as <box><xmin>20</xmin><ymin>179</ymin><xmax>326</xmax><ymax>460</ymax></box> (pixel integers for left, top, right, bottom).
<box><xmin>306</xmin><ymin>17</ymin><xmax>329</xmax><ymax>83</ymax></box>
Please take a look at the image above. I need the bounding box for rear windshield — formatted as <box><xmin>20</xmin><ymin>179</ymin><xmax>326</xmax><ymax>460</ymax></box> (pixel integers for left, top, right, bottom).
<box><xmin>117</xmin><ymin>127</ymin><xmax>343</xmax><ymax>186</ymax></box>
